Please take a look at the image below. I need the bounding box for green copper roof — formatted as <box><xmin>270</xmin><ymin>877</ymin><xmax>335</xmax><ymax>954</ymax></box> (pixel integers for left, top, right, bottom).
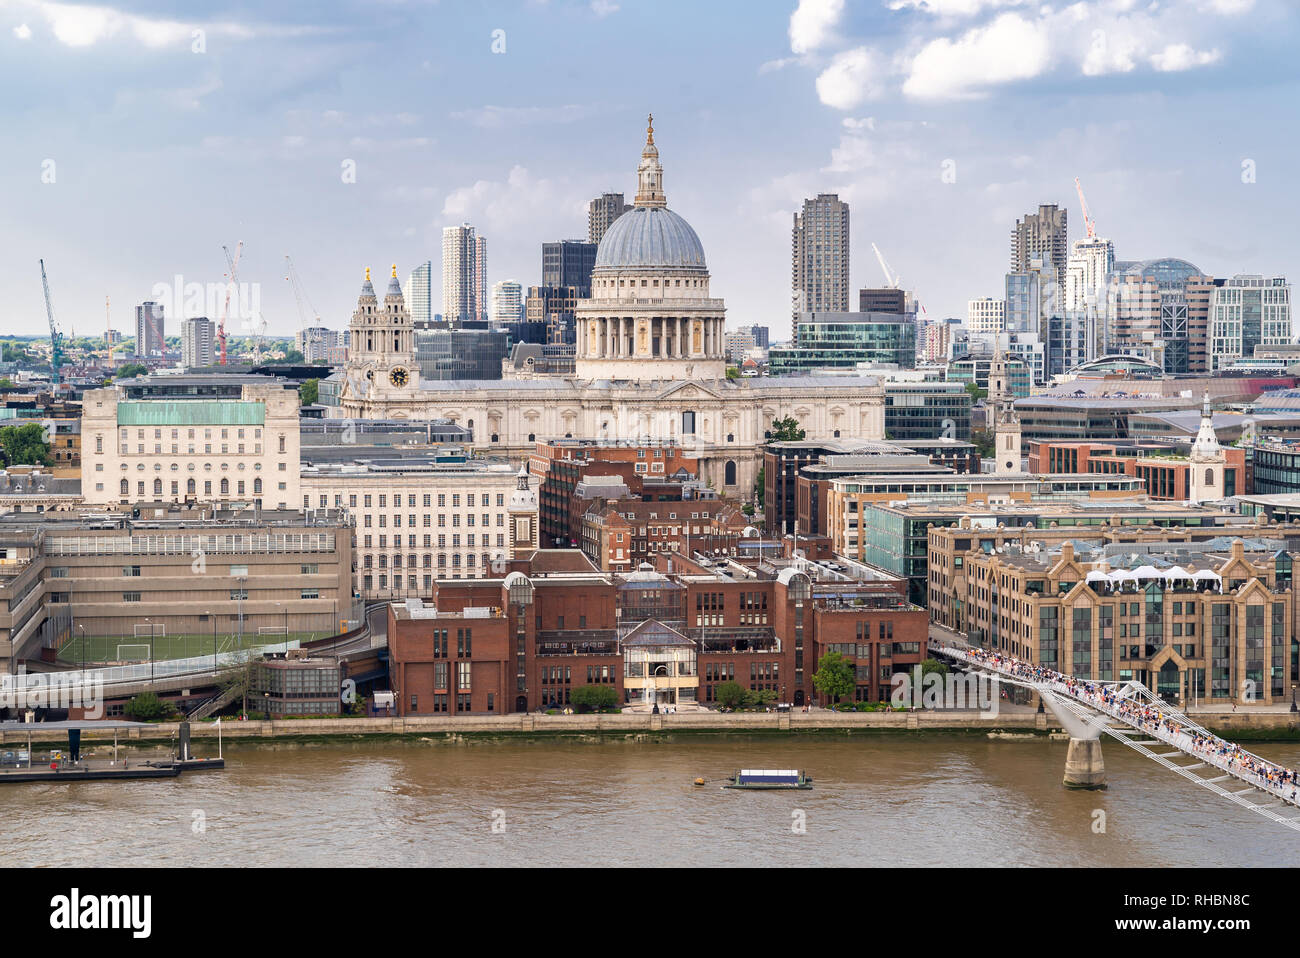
<box><xmin>117</xmin><ymin>401</ymin><xmax>265</xmax><ymax>426</ymax></box>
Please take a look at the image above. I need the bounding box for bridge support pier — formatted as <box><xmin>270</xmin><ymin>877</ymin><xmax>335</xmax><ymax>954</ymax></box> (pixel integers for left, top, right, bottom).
<box><xmin>1063</xmin><ymin>737</ymin><xmax>1106</xmax><ymax>790</ymax></box>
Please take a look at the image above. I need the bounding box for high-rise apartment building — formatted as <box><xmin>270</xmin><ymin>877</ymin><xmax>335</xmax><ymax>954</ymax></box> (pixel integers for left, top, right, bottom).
<box><xmin>542</xmin><ymin>240</ymin><xmax>598</xmax><ymax>298</ymax></box>
<box><xmin>1011</xmin><ymin>204</ymin><xmax>1068</xmax><ymax>274</ymax></box>
<box><xmin>475</xmin><ymin>235</ymin><xmax>489</xmax><ymax>322</ymax></box>
<box><xmin>442</xmin><ymin>225</ymin><xmax>478</xmax><ymax>324</ymax></box>
<box><xmin>588</xmin><ymin>192</ymin><xmax>631</xmax><ymax>244</ymax></box>
<box><xmin>405</xmin><ymin>261</ymin><xmax>432</xmax><ymax>326</ymax></box>
<box><xmin>791</xmin><ymin>193</ymin><xmax>850</xmax><ymax>340</ymax></box>
<box><xmin>491</xmin><ymin>280</ymin><xmax>524</xmax><ymax>325</ymax></box>
<box><xmin>1064</xmin><ymin>238</ymin><xmax>1114</xmax><ymax>312</ymax></box>
<box><xmin>135</xmin><ymin>302</ymin><xmax>165</xmax><ymax>358</ymax></box>
<box><xmin>180</xmin><ymin>316</ymin><xmax>214</xmax><ymax>368</ymax></box>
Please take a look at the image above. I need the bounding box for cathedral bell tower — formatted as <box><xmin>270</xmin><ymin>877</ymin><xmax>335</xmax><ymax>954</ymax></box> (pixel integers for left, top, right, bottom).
<box><xmin>348</xmin><ymin>265</ymin><xmax>417</xmax><ymax>393</ymax></box>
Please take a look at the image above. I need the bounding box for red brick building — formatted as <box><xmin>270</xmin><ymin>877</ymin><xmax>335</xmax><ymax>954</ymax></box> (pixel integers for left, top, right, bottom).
<box><xmin>580</xmin><ymin>498</ymin><xmax>750</xmax><ymax>571</ymax></box>
<box><xmin>531</xmin><ymin>439</ymin><xmax>700</xmax><ymax>547</ymax></box>
<box><xmin>387</xmin><ymin>548</ymin><xmax>927</xmax><ymax>715</ymax></box>
<box><xmin>1028</xmin><ymin>439</ymin><xmax>1247</xmax><ymax>499</ymax></box>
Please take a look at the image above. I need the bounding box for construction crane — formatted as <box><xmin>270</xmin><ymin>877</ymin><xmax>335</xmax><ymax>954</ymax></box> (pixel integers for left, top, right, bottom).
<box><xmin>871</xmin><ymin>243</ymin><xmax>901</xmax><ymax>289</ymax></box>
<box><xmin>105</xmin><ymin>295</ymin><xmax>115</xmax><ymax>368</ymax></box>
<box><xmin>285</xmin><ymin>255</ymin><xmax>322</xmax><ymax>362</ymax></box>
<box><xmin>871</xmin><ymin>242</ymin><xmax>926</xmax><ymax>317</ymax></box>
<box><xmin>1074</xmin><ymin>176</ymin><xmax>1096</xmax><ymax>241</ymax></box>
<box><xmin>217</xmin><ymin>240</ymin><xmax>244</xmax><ymax>365</ymax></box>
<box><xmin>38</xmin><ymin>259</ymin><xmax>65</xmax><ymax>387</ymax></box>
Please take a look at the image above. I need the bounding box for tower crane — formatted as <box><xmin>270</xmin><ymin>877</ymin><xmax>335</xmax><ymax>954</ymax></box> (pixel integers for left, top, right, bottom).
<box><xmin>217</xmin><ymin>240</ymin><xmax>243</xmax><ymax>365</ymax></box>
<box><xmin>105</xmin><ymin>295</ymin><xmax>115</xmax><ymax>369</ymax></box>
<box><xmin>871</xmin><ymin>242</ymin><xmax>926</xmax><ymax>317</ymax></box>
<box><xmin>285</xmin><ymin>255</ymin><xmax>322</xmax><ymax>360</ymax></box>
<box><xmin>871</xmin><ymin>243</ymin><xmax>901</xmax><ymax>289</ymax></box>
<box><xmin>38</xmin><ymin>259</ymin><xmax>65</xmax><ymax>387</ymax></box>
<box><xmin>1074</xmin><ymin>177</ymin><xmax>1096</xmax><ymax>241</ymax></box>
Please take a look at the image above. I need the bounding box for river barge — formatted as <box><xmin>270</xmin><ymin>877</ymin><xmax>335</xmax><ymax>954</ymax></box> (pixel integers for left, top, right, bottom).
<box><xmin>722</xmin><ymin>769</ymin><xmax>813</xmax><ymax>790</ymax></box>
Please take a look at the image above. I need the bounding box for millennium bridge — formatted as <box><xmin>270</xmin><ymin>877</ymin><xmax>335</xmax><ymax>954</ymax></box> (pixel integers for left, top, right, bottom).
<box><xmin>932</xmin><ymin>640</ymin><xmax>1300</xmax><ymax>832</ymax></box>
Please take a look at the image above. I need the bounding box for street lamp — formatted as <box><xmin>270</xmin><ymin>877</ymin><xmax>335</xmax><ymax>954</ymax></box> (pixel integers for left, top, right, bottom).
<box><xmin>144</xmin><ymin>617</ymin><xmax>155</xmax><ymax>683</ymax></box>
<box><xmin>207</xmin><ymin>612</ymin><xmax>214</xmax><ymax>673</ymax></box>
<box><xmin>1291</xmin><ymin>683</ymin><xmax>1297</xmax><ymax>714</ymax></box>
<box><xmin>236</xmin><ymin>575</ymin><xmax>247</xmax><ymax>655</ymax></box>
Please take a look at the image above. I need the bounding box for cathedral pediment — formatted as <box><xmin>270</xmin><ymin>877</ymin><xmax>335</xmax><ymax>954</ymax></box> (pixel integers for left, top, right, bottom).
<box><xmin>655</xmin><ymin>379</ymin><xmax>724</xmax><ymax>402</ymax></box>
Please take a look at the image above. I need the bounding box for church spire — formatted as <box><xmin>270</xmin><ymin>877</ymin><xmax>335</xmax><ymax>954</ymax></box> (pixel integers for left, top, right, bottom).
<box><xmin>634</xmin><ymin>113</ymin><xmax>666</xmax><ymax>209</ymax></box>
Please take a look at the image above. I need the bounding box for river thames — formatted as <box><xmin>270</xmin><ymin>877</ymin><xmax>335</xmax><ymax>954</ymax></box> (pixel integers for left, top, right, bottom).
<box><xmin>8</xmin><ymin>736</ymin><xmax>1300</xmax><ymax>867</ymax></box>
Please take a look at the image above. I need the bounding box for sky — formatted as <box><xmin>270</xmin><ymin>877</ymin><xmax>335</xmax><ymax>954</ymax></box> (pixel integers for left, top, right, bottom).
<box><xmin>1</xmin><ymin>0</ymin><xmax>1297</xmax><ymax>343</ymax></box>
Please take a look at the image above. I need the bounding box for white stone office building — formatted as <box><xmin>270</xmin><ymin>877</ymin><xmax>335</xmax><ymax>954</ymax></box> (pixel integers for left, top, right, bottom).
<box><xmin>80</xmin><ymin>383</ymin><xmax>301</xmax><ymax>509</ymax></box>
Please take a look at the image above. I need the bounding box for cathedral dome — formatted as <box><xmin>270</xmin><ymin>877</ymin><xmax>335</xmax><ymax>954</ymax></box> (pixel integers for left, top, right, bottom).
<box><xmin>593</xmin><ymin>114</ymin><xmax>707</xmax><ymax>274</ymax></box>
<box><xmin>594</xmin><ymin>206</ymin><xmax>706</xmax><ymax>272</ymax></box>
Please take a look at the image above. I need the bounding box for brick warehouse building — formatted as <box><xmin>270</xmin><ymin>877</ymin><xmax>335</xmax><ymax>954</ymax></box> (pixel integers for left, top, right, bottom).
<box><xmin>387</xmin><ymin>548</ymin><xmax>927</xmax><ymax>714</ymax></box>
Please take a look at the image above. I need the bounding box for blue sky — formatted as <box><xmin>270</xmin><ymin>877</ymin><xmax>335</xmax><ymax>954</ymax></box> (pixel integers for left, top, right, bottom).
<box><xmin>1</xmin><ymin>0</ymin><xmax>1297</xmax><ymax>341</ymax></box>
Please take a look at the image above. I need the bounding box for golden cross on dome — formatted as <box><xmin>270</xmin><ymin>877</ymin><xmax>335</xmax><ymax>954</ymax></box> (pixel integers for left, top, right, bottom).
<box><xmin>391</xmin><ymin>264</ymin><xmax>397</xmax><ymax>278</ymax></box>
<box><xmin>365</xmin><ymin>267</ymin><xmax>371</xmax><ymax>282</ymax></box>
<box><xmin>647</xmin><ymin>113</ymin><xmax>654</xmax><ymax>145</ymax></box>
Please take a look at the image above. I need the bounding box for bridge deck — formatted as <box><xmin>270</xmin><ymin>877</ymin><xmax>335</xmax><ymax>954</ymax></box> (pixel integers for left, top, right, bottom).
<box><xmin>934</xmin><ymin>642</ymin><xmax>1300</xmax><ymax>832</ymax></box>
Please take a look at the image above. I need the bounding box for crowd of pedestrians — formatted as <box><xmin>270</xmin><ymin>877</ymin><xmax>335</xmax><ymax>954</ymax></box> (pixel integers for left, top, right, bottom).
<box><xmin>953</xmin><ymin>645</ymin><xmax>1300</xmax><ymax>807</ymax></box>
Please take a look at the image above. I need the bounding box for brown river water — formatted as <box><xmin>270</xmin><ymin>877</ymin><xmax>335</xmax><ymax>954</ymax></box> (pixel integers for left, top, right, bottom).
<box><xmin>7</xmin><ymin>736</ymin><xmax>1300</xmax><ymax>867</ymax></box>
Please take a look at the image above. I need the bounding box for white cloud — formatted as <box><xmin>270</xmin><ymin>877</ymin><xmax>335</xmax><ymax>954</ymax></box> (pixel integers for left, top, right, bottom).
<box><xmin>441</xmin><ymin>165</ymin><xmax>584</xmax><ymax>236</ymax></box>
<box><xmin>902</xmin><ymin>13</ymin><xmax>1050</xmax><ymax>99</ymax></box>
<box><xmin>816</xmin><ymin>47</ymin><xmax>885</xmax><ymax>109</ymax></box>
<box><xmin>450</xmin><ymin>104</ymin><xmax>593</xmax><ymax>129</ymax></box>
<box><xmin>759</xmin><ymin>56</ymin><xmax>797</xmax><ymax>74</ymax></box>
<box><xmin>887</xmin><ymin>0</ymin><xmax>1030</xmax><ymax>15</ymax></box>
<box><xmin>13</xmin><ymin>22</ymin><xmax>31</xmax><ymax>38</ymax></box>
<box><xmin>1199</xmin><ymin>0</ymin><xmax>1254</xmax><ymax>13</ymax></box>
<box><xmin>1150</xmin><ymin>43</ymin><xmax>1222</xmax><ymax>72</ymax></box>
<box><xmin>789</xmin><ymin>0</ymin><xmax>844</xmax><ymax>55</ymax></box>
<box><xmin>590</xmin><ymin>0</ymin><xmax>618</xmax><ymax>18</ymax></box>
<box><xmin>16</xmin><ymin>1</ymin><xmax>314</xmax><ymax>49</ymax></box>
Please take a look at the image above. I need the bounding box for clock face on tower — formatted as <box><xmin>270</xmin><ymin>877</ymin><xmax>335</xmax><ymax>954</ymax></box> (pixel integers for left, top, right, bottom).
<box><xmin>389</xmin><ymin>366</ymin><xmax>409</xmax><ymax>388</ymax></box>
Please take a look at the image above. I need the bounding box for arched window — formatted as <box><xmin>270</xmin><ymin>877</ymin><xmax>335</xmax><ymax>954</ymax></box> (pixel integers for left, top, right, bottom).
<box><xmin>153</xmin><ymin>478</ymin><xmax>162</xmax><ymax>495</ymax></box>
<box><xmin>724</xmin><ymin>460</ymin><xmax>737</xmax><ymax>486</ymax></box>
<box><xmin>1206</xmin><ymin>468</ymin><xmax>1215</xmax><ymax>485</ymax></box>
<box><xmin>253</xmin><ymin>478</ymin><xmax>262</xmax><ymax>494</ymax></box>
<box><xmin>220</xmin><ymin>478</ymin><xmax>229</xmax><ymax>495</ymax></box>
<box><xmin>528</xmin><ymin>433</ymin><xmax>536</xmax><ymax>442</ymax></box>
<box><xmin>187</xmin><ymin>478</ymin><xmax>196</xmax><ymax>495</ymax></box>
<box><xmin>120</xmin><ymin>479</ymin><xmax>129</xmax><ymax>495</ymax></box>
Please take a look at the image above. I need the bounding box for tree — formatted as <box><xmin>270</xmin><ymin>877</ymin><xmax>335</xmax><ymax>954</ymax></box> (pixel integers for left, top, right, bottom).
<box><xmin>754</xmin><ymin>464</ymin><xmax>765</xmax><ymax>508</ymax></box>
<box><xmin>742</xmin><ymin>688</ymin><xmax>777</xmax><ymax>709</ymax></box>
<box><xmin>124</xmin><ymin>692</ymin><xmax>174</xmax><ymax>722</ymax></box>
<box><xmin>920</xmin><ymin>658</ymin><xmax>948</xmax><ymax>679</ymax></box>
<box><xmin>725</xmin><ymin>365</ymin><xmax>739</xmax><ymax>380</ymax></box>
<box><xmin>116</xmin><ymin>362</ymin><xmax>148</xmax><ymax>380</ymax></box>
<box><xmin>770</xmin><ymin>416</ymin><xmax>805</xmax><ymax>442</ymax></box>
<box><xmin>964</xmin><ymin>382</ymin><xmax>987</xmax><ymax>401</ymax></box>
<box><xmin>0</xmin><ymin>423</ymin><xmax>51</xmax><ymax>467</ymax></box>
<box><xmin>282</xmin><ymin>348</ymin><xmax>305</xmax><ymax>364</ymax></box>
<box><xmin>299</xmin><ymin>378</ymin><xmax>319</xmax><ymax>406</ymax></box>
<box><xmin>972</xmin><ymin>428</ymin><xmax>995</xmax><ymax>460</ymax></box>
<box><xmin>570</xmin><ymin>684</ymin><xmax>618</xmax><ymax>713</ymax></box>
<box><xmin>812</xmin><ymin>651</ymin><xmax>855</xmax><ymax>707</ymax></box>
<box><xmin>715</xmin><ymin>680</ymin><xmax>746</xmax><ymax>709</ymax></box>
